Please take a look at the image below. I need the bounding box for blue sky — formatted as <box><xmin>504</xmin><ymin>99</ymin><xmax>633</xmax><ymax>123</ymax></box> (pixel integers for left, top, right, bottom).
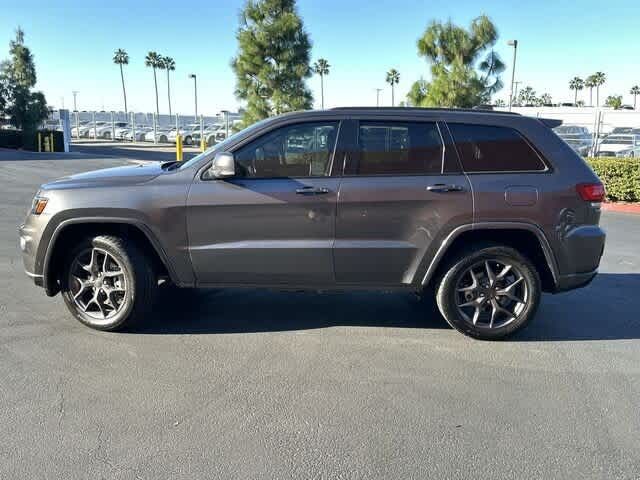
<box><xmin>2</xmin><ymin>0</ymin><xmax>639</xmax><ymax>114</ymax></box>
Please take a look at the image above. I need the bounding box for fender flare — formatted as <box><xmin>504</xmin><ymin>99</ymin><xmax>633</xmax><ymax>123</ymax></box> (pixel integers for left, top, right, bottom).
<box><xmin>41</xmin><ymin>217</ymin><xmax>180</xmax><ymax>295</ymax></box>
<box><xmin>420</xmin><ymin>221</ymin><xmax>560</xmax><ymax>288</ymax></box>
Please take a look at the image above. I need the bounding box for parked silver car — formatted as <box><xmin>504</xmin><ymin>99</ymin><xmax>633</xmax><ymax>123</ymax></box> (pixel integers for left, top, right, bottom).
<box><xmin>553</xmin><ymin>125</ymin><xmax>592</xmax><ymax>156</ymax></box>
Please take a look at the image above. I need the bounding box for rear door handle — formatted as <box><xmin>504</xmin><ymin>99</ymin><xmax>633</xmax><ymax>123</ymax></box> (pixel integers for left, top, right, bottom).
<box><xmin>426</xmin><ymin>184</ymin><xmax>464</xmax><ymax>192</ymax></box>
<box><xmin>295</xmin><ymin>186</ymin><xmax>330</xmax><ymax>195</ymax></box>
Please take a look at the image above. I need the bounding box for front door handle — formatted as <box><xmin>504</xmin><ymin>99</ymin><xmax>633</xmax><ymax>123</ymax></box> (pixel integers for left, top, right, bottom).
<box><xmin>295</xmin><ymin>186</ymin><xmax>330</xmax><ymax>195</ymax></box>
<box><xmin>426</xmin><ymin>184</ymin><xmax>464</xmax><ymax>192</ymax></box>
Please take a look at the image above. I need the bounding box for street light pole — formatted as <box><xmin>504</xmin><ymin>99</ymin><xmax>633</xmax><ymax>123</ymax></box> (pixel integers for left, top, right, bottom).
<box><xmin>72</xmin><ymin>91</ymin><xmax>78</xmax><ymax>111</ymax></box>
<box><xmin>375</xmin><ymin>88</ymin><xmax>382</xmax><ymax>107</ymax></box>
<box><xmin>513</xmin><ymin>81</ymin><xmax>522</xmax><ymax>106</ymax></box>
<box><xmin>507</xmin><ymin>40</ymin><xmax>518</xmax><ymax>111</ymax></box>
<box><xmin>189</xmin><ymin>74</ymin><xmax>198</xmax><ymax>122</ymax></box>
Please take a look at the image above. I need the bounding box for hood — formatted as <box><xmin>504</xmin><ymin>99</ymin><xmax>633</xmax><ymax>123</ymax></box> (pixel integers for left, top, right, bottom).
<box><xmin>598</xmin><ymin>143</ymin><xmax>634</xmax><ymax>153</ymax></box>
<box><xmin>41</xmin><ymin>162</ymin><xmax>165</xmax><ymax>190</ymax></box>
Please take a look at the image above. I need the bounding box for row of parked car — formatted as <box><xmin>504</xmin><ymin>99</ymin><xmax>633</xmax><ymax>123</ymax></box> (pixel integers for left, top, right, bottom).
<box><xmin>553</xmin><ymin>125</ymin><xmax>640</xmax><ymax>158</ymax></box>
<box><xmin>68</xmin><ymin>121</ymin><xmax>239</xmax><ymax>146</ymax></box>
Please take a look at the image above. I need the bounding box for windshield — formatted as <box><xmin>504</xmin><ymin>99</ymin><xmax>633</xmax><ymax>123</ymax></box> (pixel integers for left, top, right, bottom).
<box><xmin>178</xmin><ymin>118</ymin><xmax>271</xmax><ymax>170</ymax></box>
<box><xmin>602</xmin><ymin>136</ymin><xmax>633</xmax><ymax>145</ymax></box>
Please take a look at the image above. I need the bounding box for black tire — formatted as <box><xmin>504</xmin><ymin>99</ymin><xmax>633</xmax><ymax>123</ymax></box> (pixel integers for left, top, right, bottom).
<box><xmin>207</xmin><ymin>136</ymin><xmax>216</xmax><ymax>147</ymax></box>
<box><xmin>435</xmin><ymin>244</ymin><xmax>541</xmax><ymax>340</ymax></box>
<box><xmin>159</xmin><ymin>135</ymin><xmax>168</xmax><ymax>143</ymax></box>
<box><xmin>103</xmin><ymin>131</ymin><xmax>111</xmax><ymax>139</ymax></box>
<box><xmin>184</xmin><ymin>135</ymin><xmax>192</xmax><ymax>146</ymax></box>
<box><xmin>60</xmin><ymin>235</ymin><xmax>157</xmax><ymax>331</ymax></box>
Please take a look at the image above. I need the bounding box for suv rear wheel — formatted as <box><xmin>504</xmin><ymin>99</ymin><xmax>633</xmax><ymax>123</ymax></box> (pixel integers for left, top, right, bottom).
<box><xmin>435</xmin><ymin>244</ymin><xmax>541</xmax><ymax>340</ymax></box>
<box><xmin>60</xmin><ymin>235</ymin><xmax>157</xmax><ymax>331</ymax></box>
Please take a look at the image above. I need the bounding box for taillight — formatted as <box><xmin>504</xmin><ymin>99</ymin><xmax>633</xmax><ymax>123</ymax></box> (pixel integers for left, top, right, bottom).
<box><xmin>576</xmin><ymin>183</ymin><xmax>605</xmax><ymax>202</ymax></box>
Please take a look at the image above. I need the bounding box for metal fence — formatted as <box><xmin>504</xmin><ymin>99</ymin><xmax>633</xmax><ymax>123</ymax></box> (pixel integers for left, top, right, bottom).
<box><xmin>497</xmin><ymin>107</ymin><xmax>640</xmax><ymax>157</ymax></box>
<box><xmin>45</xmin><ymin>109</ymin><xmax>242</xmax><ymax>144</ymax></box>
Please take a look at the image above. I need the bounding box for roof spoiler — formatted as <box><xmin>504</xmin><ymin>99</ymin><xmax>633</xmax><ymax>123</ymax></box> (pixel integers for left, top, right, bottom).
<box><xmin>539</xmin><ymin>118</ymin><xmax>562</xmax><ymax>128</ymax></box>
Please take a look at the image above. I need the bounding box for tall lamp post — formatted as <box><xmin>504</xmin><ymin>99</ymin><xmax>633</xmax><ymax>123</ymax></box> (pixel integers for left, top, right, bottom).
<box><xmin>189</xmin><ymin>74</ymin><xmax>198</xmax><ymax>122</ymax></box>
<box><xmin>375</xmin><ymin>88</ymin><xmax>383</xmax><ymax>107</ymax></box>
<box><xmin>507</xmin><ymin>40</ymin><xmax>518</xmax><ymax>111</ymax></box>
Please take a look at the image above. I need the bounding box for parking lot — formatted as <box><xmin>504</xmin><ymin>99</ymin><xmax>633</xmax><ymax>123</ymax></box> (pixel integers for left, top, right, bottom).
<box><xmin>1</xmin><ymin>147</ymin><xmax>639</xmax><ymax>479</ymax></box>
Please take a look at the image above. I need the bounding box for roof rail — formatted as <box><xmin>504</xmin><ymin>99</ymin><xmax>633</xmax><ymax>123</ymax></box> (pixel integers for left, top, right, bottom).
<box><xmin>330</xmin><ymin>106</ymin><xmax>521</xmax><ymax>116</ymax></box>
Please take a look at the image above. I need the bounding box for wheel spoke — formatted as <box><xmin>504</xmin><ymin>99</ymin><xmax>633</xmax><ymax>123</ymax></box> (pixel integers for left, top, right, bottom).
<box><xmin>497</xmin><ymin>264</ymin><xmax>512</xmax><ymax>279</ymax></box>
<box><xmin>485</xmin><ymin>261</ymin><xmax>496</xmax><ymax>286</ymax></box>
<box><xmin>102</xmin><ymin>269</ymin><xmax>123</xmax><ymax>278</ymax></box>
<box><xmin>457</xmin><ymin>268</ymin><xmax>479</xmax><ymax>292</ymax></box>
<box><xmin>72</xmin><ymin>276</ymin><xmax>92</xmax><ymax>300</ymax></box>
<box><xmin>490</xmin><ymin>298</ymin><xmax>515</xmax><ymax>326</ymax></box>
<box><xmin>496</xmin><ymin>277</ymin><xmax>524</xmax><ymax>303</ymax></box>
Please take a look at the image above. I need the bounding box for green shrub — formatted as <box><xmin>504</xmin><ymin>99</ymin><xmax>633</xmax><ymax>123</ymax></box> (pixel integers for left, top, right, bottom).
<box><xmin>586</xmin><ymin>158</ymin><xmax>640</xmax><ymax>202</ymax></box>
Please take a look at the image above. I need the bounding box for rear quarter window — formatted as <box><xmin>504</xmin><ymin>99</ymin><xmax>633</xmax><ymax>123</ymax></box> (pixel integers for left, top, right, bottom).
<box><xmin>448</xmin><ymin>123</ymin><xmax>547</xmax><ymax>173</ymax></box>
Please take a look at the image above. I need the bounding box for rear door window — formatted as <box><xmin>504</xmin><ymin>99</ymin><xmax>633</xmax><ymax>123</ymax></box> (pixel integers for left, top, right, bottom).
<box><xmin>351</xmin><ymin>121</ymin><xmax>446</xmax><ymax>175</ymax></box>
<box><xmin>448</xmin><ymin>123</ymin><xmax>547</xmax><ymax>173</ymax></box>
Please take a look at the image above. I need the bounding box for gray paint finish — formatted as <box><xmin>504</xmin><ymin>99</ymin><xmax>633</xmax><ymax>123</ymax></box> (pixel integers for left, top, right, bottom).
<box><xmin>19</xmin><ymin>107</ymin><xmax>605</xmax><ymax>296</ymax></box>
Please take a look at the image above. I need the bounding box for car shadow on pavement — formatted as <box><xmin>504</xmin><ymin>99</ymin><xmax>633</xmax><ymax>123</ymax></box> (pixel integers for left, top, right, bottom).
<box><xmin>513</xmin><ymin>273</ymin><xmax>640</xmax><ymax>342</ymax></box>
<box><xmin>128</xmin><ymin>273</ymin><xmax>640</xmax><ymax>341</ymax></box>
<box><xmin>129</xmin><ymin>287</ymin><xmax>447</xmax><ymax>335</ymax></box>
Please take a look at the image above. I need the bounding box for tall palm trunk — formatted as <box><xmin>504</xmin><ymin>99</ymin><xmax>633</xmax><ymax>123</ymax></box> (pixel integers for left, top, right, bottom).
<box><xmin>152</xmin><ymin>68</ymin><xmax>159</xmax><ymax>117</ymax></box>
<box><xmin>166</xmin><ymin>69</ymin><xmax>172</xmax><ymax>116</ymax></box>
<box><xmin>596</xmin><ymin>86</ymin><xmax>600</xmax><ymax>107</ymax></box>
<box><xmin>119</xmin><ymin>64</ymin><xmax>128</xmax><ymax>113</ymax></box>
<box><xmin>574</xmin><ymin>89</ymin><xmax>577</xmax><ymax>105</ymax></box>
<box><xmin>634</xmin><ymin>94</ymin><xmax>637</xmax><ymax>109</ymax></box>
<box><xmin>391</xmin><ymin>84</ymin><xmax>395</xmax><ymax>106</ymax></box>
<box><xmin>320</xmin><ymin>74</ymin><xmax>324</xmax><ymax>109</ymax></box>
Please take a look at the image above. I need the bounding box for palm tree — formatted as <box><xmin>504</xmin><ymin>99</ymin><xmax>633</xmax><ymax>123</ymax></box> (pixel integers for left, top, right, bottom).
<box><xmin>385</xmin><ymin>69</ymin><xmax>400</xmax><ymax>106</ymax></box>
<box><xmin>113</xmin><ymin>49</ymin><xmax>129</xmax><ymax>113</ymax></box>
<box><xmin>593</xmin><ymin>72</ymin><xmax>606</xmax><ymax>107</ymax></box>
<box><xmin>313</xmin><ymin>59</ymin><xmax>330</xmax><ymax>109</ymax></box>
<box><xmin>569</xmin><ymin>77</ymin><xmax>584</xmax><ymax>106</ymax></box>
<box><xmin>145</xmin><ymin>51</ymin><xmax>163</xmax><ymax>117</ymax></box>
<box><xmin>584</xmin><ymin>75</ymin><xmax>596</xmax><ymax>107</ymax></box>
<box><xmin>630</xmin><ymin>85</ymin><xmax>640</xmax><ymax>109</ymax></box>
<box><xmin>162</xmin><ymin>56</ymin><xmax>176</xmax><ymax>116</ymax></box>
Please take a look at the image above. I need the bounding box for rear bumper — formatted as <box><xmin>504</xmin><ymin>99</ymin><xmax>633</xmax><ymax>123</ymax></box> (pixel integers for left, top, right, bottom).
<box><xmin>554</xmin><ymin>269</ymin><xmax>598</xmax><ymax>293</ymax></box>
<box><xmin>553</xmin><ymin>224</ymin><xmax>605</xmax><ymax>293</ymax></box>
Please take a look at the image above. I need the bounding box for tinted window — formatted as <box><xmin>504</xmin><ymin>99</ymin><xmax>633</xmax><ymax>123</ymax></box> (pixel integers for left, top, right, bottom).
<box><xmin>449</xmin><ymin>124</ymin><xmax>546</xmax><ymax>172</ymax></box>
<box><xmin>234</xmin><ymin>122</ymin><xmax>338</xmax><ymax>178</ymax></box>
<box><xmin>354</xmin><ymin>122</ymin><xmax>444</xmax><ymax>175</ymax></box>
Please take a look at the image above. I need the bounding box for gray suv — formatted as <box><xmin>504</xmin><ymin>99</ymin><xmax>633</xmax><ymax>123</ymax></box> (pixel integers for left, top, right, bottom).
<box><xmin>19</xmin><ymin>108</ymin><xmax>606</xmax><ymax>340</ymax></box>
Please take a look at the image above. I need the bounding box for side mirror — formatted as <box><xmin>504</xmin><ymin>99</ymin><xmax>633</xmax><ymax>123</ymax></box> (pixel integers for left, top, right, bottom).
<box><xmin>210</xmin><ymin>152</ymin><xmax>235</xmax><ymax>178</ymax></box>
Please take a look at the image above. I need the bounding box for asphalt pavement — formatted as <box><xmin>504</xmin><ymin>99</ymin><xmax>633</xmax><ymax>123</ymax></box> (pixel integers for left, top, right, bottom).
<box><xmin>1</xmin><ymin>149</ymin><xmax>639</xmax><ymax>479</ymax></box>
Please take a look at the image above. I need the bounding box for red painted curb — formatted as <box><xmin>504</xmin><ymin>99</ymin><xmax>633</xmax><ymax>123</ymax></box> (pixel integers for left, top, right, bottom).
<box><xmin>602</xmin><ymin>202</ymin><xmax>640</xmax><ymax>215</ymax></box>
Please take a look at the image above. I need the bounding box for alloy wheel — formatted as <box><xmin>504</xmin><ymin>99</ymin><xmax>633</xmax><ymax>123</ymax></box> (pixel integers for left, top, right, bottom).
<box><xmin>68</xmin><ymin>247</ymin><xmax>127</xmax><ymax>324</ymax></box>
<box><xmin>455</xmin><ymin>259</ymin><xmax>528</xmax><ymax>329</ymax></box>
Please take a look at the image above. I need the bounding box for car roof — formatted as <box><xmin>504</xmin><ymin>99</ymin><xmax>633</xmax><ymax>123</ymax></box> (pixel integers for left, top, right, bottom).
<box><xmin>272</xmin><ymin>107</ymin><xmax>521</xmax><ymax>120</ymax></box>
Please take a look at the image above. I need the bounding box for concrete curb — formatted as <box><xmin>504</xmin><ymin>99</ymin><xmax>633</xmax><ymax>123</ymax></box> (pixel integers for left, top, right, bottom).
<box><xmin>602</xmin><ymin>202</ymin><xmax>640</xmax><ymax>215</ymax></box>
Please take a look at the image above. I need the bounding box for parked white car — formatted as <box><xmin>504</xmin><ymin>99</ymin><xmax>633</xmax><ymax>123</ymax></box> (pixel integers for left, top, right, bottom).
<box><xmin>167</xmin><ymin>124</ymin><xmax>203</xmax><ymax>145</ymax></box>
<box><xmin>597</xmin><ymin>135</ymin><xmax>640</xmax><ymax>158</ymax></box>
<box><xmin>94</xmin><ymin>122</ymin><xmax>129</xmax><ymax>139</ymax></box>
<box><xmin>143</xmin><ymin>128</ymin><xmax>172</xmax><ymax>143</ymax></box>
<box><xmin>123</xmin><ymin>126</ymin><xmax>152</xmax><ymax>141</ymax></box>
<box><xmin>70</xmin><ymin>121</ymin><xmax>91</xmax><ymax>137</ymax></box>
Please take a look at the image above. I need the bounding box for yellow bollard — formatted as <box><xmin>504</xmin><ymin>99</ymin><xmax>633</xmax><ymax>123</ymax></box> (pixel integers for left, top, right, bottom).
<box><xmin>176</xmin><ymin>134</ymin><xmax>183</xmax><ymax>161</ymax></box>
<box><xmin>37</xmin><ymin>133</ymin><xmax>42</xmax><ymax>152</ymax></box>
<box><xmin>49</xmin><ymin>133</ymin><xmax>54</xmax><ymax>152</ymax></box>
<box><xmin>200</xmin><ymin>136</ymin><xmax>206</xmax><ymax>153</ymax></box>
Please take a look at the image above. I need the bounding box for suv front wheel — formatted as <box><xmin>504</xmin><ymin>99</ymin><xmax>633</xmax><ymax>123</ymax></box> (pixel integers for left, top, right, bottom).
<box><xmin>435</xmin><ymin>244</ymin><xmax>541</xmax><ymax>340</ymax></box>
<box><xmin>60</xmin><ymin>235</ymin><xmax>157</xmax><ymax>331</ymax></box>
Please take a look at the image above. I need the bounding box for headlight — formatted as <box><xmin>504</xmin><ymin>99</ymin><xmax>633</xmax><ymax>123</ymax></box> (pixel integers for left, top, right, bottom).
<box><xmin>31</xmin><ymin>196</ymin><xmax>48</xmax><ymax>215</ymax></box>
